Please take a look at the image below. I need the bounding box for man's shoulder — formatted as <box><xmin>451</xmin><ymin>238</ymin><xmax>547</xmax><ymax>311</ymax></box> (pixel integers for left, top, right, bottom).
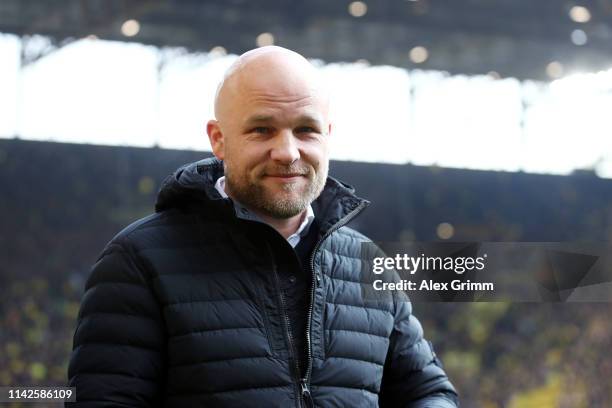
<box><xmin>101</xmin><ymin>212</ymin><xmax>163</xmax><ymax>252</ymax></box>
<box><xmin>112</xmin><ymin>213</ymin><xmax>160</xmax><ymax>240</ymax></box>
<box><xmin>106</xmin><ymin>210</ymin><xmax>190</xmax><ymax>249</ymax></box>
<box><xmin>105</xmin><ymin>208</ymin><xmax>219</xmax><ymax>254</ymax></box>
<box><xmin>329</xmin><ymin>226</ymin><xmax>373</xmax><ymax>257</ymax></box>
<box><xmin>335</xmin><ymin>225</ymin><xmax>371</xmax><ymax>243</ymax></box>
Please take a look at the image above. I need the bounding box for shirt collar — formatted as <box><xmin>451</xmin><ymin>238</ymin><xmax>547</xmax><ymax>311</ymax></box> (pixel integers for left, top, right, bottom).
<box><xmin>214</xmin><ymin>176</ymin><xmax>315</xmax><ymax>247</ymax></box>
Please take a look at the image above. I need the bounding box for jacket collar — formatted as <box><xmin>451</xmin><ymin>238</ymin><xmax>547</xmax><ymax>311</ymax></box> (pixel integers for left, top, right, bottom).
<box><xmin>155</xmin><ymin>157</ymin><xmax>369</xmax><ymax>234</ymax></box>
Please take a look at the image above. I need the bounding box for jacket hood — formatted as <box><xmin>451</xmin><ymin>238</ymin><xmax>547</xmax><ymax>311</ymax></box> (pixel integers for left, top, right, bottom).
<box><xmin>155</xmin><ymin>157</ymin><xmax>225</xmax><ymax>213</ymax></box>
<box><xmin>155</xmin><ymin>157</ymin><xmax>370</xmax><ymax>228</ymax></box>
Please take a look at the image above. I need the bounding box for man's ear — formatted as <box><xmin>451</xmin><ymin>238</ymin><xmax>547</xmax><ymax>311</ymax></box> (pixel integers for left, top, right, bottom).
<box><xmin>206</xmin><ymin>120</ymin><xmax>225</xmax><ymax>160</ymax></box>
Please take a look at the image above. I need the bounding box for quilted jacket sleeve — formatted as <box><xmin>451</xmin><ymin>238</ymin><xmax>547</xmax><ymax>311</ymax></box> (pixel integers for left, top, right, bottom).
<box><xmin>378</xmin><ymin>296</ymin><xmax>459</xmax><ymax>407</ymax></box>
<box><xmin>66</xmin><ymin>239</ymin><xmax>166</xmax><ymax>407</ymax></box>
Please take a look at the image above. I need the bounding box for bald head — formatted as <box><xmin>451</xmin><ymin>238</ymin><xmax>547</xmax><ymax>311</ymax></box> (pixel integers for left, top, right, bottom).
<box><xmin>213</xmin><ymin>46</ymin><xmax>330</xmax><ymax>123</ymax></box>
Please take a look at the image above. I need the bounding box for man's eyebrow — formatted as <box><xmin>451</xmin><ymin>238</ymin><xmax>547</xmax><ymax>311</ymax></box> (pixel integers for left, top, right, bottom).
<box><xmin>243</xmin><ymin>114</ymin><xmax>323</xmax><ymax>125</ymax></box>
<box><xmin>295</xmin><ymin>115</ymin><xmax>323</xmax><ymax>125</ymax></box>
<box><xmin>244</xmin><ymin>115</ymin><xmax>274</xmax><ymax>124</ymax></box>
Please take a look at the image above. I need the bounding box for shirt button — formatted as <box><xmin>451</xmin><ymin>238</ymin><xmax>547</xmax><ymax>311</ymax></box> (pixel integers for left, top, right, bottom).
<box><xmin>288</xmin><ymin>275</ymin><xmax>296</xmax><ymax>284</ymax></box>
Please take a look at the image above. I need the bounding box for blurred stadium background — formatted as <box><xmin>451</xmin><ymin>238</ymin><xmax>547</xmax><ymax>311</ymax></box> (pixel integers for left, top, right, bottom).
<box><xmin>1</xmin><ymin>1</ymin><xmax>612</xmax><ymax>407</ymax></box>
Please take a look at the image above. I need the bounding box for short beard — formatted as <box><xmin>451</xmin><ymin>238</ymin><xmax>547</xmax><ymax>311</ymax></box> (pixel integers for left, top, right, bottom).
<box><xmin>225</xmin><ymin>162</ymin><xmax>327</xmax><ymax>219</ymax></box>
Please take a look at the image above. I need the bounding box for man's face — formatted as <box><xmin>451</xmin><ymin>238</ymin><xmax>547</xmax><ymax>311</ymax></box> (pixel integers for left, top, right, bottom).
<box><xmin>210</xmin><ymin>71</ymin><xmax>331</xmax><ymax>219</ymax></box>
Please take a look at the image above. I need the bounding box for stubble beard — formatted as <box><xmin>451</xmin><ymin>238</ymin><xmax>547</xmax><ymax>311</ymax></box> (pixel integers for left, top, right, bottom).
<box><xmin>225</xmin><ymin>161</ymin><xmax>328</xmax><ymax>219</ymax></box>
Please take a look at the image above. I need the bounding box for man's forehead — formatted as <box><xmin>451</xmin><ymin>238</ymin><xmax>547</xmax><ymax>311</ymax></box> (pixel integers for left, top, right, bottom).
<box><xmin>235</xmin><ymin>65</ymin><xmax>324</xmax><ymax>98</ymax></box>
<box><xmin>243</xmin><ymin>112</ymin><xmax>325</xmax><ymax>124</ymax></box>
<box><xmin>234</xmin><ymin>76</ymin><xmax>330</xmax><ymax>124</ymax></box>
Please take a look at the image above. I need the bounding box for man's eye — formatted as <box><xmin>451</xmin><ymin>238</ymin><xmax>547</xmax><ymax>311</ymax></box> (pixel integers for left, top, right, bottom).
<box><xmin>251</xmin><ymin>127</ymin><xmax>271</xmax><ymax>134</ymax></box>
<box><xmin>296</xmin><ymin>126</ymin><xmax>317</xmax><ymax>134</ymax></box>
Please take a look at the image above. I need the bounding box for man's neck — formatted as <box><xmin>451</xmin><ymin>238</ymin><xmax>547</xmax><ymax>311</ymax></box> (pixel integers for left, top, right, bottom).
<box><xmin>253</xmin><ymin>210</ymin><xmax>306</xmax><ymax>239</ymax></box>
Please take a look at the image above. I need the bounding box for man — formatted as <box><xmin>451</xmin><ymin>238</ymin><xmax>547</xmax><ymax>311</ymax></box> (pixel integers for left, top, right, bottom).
<box><xmin>67</xmin><ymin>46</ymin><xmax>458</xmax><ymax>407</ymax></box>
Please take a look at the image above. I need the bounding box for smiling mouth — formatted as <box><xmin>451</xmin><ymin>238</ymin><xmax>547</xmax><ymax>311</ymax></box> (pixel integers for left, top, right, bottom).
<box><xmin>263</xmin><ymin>173</ymin><xmax>309</xmax><ymax>184</ymax></box>
<box><xmin>266</xmin><ymin>174</ymin><xmax>305</xmax><ymax>178</ymax></box>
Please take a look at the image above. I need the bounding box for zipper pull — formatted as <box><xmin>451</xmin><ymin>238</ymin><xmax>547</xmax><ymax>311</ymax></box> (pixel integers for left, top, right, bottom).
<box><xmin>300</xmin><ymin>379</ymin><xmax>314</xmax><ymax>408</ymax></box>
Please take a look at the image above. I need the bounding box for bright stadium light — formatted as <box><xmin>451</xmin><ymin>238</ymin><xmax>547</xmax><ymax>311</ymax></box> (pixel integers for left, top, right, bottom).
<box><xmin>348</xmin><ymin>2</ymin><xmax>368</xmax><ymax>18</ymax></box>
<box><xmin>569</xmin><ymin>6</ymin><xmax>591</xmax><ymax>23</ymax></box>
<box><xmin>546</xmin><ymin>61</ymin><xmax>564</xmax><ymax>79</ymax></box>
<box><xmin>436</xmin><ymin>222</ymin><xmax>454</xmax><ymax>239</ymax></box>
<box><xmin>209</xmin><ymin>46</ymin><xmax>227</xmax><ymax>57</ymax></box>
<box><xmin>256</xmin><ymin>32</ymin><xmax>274</xmax><ymax>47</ymax></box>
<box><xmin>409</xmin><ymin>46</ymin><xmax>429</xmax><ymax>64</ymax></box>
<box><xmin>571</xmin><ymin>29</ymin><xmax>588</xmax><ymax>45</ymax></box>
<box><xmin>121</xmin><ymin>19</ymin><xmax>140</xmax><ymax>37</ymax></box>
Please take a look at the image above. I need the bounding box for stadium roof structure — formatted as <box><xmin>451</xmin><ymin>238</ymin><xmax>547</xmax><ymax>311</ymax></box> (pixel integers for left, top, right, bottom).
<box><xmin>2</xmin><ymin>0</ymin><xmax>612</xmax><ymax>80</ymax></box>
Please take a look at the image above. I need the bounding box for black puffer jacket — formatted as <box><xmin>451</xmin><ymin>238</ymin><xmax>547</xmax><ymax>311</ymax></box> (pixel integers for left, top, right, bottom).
<box><xmin>67</xmin><ymin>158</ymin><xmax>458</xmax><ymax>407</ymax></box>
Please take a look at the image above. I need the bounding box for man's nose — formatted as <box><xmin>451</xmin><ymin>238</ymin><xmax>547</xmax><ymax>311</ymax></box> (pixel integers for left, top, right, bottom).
<box><xmin>270</xmin><ymin>130</ymin><xmax>300</xmax><ymax>164</ymax></box>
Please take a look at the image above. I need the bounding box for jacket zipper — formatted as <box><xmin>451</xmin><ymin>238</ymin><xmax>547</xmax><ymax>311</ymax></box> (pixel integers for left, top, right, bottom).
<box><xmin>270</xmin><ymin>260</ymin><xmax>304</xmax><ymax>408</ymax></box>
<box><xmin>301</xmin><ymin>201</ymin><xmax>368</xmax><ymax>407</ymax></box>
